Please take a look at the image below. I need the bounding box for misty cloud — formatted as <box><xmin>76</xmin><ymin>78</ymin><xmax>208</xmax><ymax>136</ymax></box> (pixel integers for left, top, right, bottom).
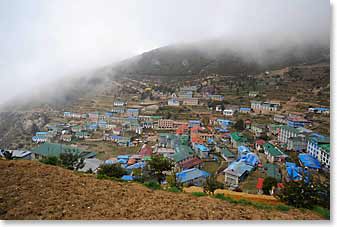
<box><xmin>0</xmin><ymin>0</ymin><xmax>330</xmax><ymax>107</ymax></box>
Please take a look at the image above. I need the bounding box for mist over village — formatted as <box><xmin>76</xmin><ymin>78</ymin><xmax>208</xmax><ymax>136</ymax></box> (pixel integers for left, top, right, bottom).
<box><xmin>0</xmin><ymin>0</ymin><xmax>332</xmax><ymax>221</ymax></box>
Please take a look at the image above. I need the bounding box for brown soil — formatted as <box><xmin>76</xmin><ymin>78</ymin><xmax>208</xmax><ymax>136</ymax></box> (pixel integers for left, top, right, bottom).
<box><xmin>0</xmin><ymin>160</ymin><xmax>323</xmax><ymax>220</ymax></box>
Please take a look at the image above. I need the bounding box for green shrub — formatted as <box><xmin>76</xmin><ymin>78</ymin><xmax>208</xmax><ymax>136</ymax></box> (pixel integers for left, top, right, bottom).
<box><xmin>40</xmin><ymin>156</ymin><xmax>59</xmax><ymax>166</ymax></box>
<box><xmin>97</xmin><ymin>163</ymin><xmax>126</xmax><ymax>178</ymax></box>
<box><xmin>143</xmin><ymin>181</ymin><xmax>161</xmax><ymax>190</ymax></box>
<box><xmin>167</xmin><ymin>186</ymin><xmax>181</xmax><ymax>193</ymax></box>
<box><xmin>191</xmin><ymin>192</ymin><xmax>207</xmax><ymax>197</ymax></box>
<box><xmin>277</xmin><ymin>179</ymin><xmax>330</xmax><ymax>209</ymax></box>
<box><xmin>262</xmin><ymin>177</ymin><xmax>277</xmax><ymax>195</ymax></box>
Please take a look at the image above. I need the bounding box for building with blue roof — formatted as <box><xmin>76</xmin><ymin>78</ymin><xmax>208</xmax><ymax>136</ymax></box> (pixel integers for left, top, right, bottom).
<box><xmin>194</xmin><ymin>144</ymin><xmax>210</xmax><ymax>158</ymax></box>
<box><xmin>188</xmin><ymin>120</ymin><xmax>201</xmax><ymax>128</ymax></box>
<box><xmin>239</xmin><ymin>107</ymin><xmax>252</xmax><ymax>113</ymax></box>
<box><xmin>307</xmin><ymin>133</ymin><xmax>330</xmax><ymax>169</ymax></box>
<box><xmin>223</xmin><ymin>161</ymin><xmax>254</xmax><ymax>186</ymax></box>
<box><xmin>127</xmin><ymin>108</ymin><xmax>139</xmax><ymax>117</ymax></box>
<box><xmin>176</xmin><ymin>168</ymin><xmax>210</xmax><ymax>186</ymax></box>
<box><xmin>243</xmin><ymin>153</ymin><xmax>259</xmax><ymax>167</ymax></box>
<box><xmin>286</xmin><ymin>162</ymin><xmax>310</xmax><ymax>182</ymax></box>
<box><xmin>308</xmin><ymin>107</ymin><xmax>329</xmax><ymax>114</ymax></box>
<box><xmin>238</xmin><ymin>146</ymin><xmax>250</xmax><ymax>158</ymax></box>
<box><xmin>121</xmin><ymin>175</ymin><xmax>134</xmax><ymax>181</ymax></box>
<box><xmin>126</xmin><ymin>162</ymin><xmax>145</xmax><ymax>170</ymax></box>
<box><xmin>215</xmin><ymin>127</ymin><xmax>230</xmax><ymax>133</ymax></box>
<box><xmin>298</xmin><ymin>153</ymin><xmax>321</xmax><ymax>170</ymax></box>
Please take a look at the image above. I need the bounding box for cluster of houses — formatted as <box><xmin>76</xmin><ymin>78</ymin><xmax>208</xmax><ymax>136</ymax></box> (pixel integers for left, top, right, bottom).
<box><xmin>3</xmin><ymin>78</ymin><xmax>329</xmax><ymax>194</ymax></box>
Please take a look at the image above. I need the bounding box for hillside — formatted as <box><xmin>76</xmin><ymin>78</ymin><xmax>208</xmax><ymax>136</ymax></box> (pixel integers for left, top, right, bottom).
<box><xmin>114</xmin><ymin>39</ymin><xmax>329</xmax><ymax>78</ymax></box>
<box><xmin>0</xmin><ymin>160</ymin><xmax>323</xmax><ymax>220</ymax></box>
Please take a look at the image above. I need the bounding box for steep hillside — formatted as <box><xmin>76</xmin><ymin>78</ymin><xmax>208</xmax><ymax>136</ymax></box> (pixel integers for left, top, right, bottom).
<box><xmin>115</xmin><ymin>39</ymin><xmax>329</xmax><ymax>78</ymax></box>
<box><xmin>0</xmin><ymin>160</ymin><xmax>323</xmax><ymax>220</ymax></box>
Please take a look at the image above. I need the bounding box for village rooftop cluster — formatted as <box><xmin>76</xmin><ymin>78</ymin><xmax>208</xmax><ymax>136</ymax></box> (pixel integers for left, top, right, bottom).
<box><xmin>0</xmin><ymin>72</ymin><xmax>330</xmax><ymax>194</ymax></box>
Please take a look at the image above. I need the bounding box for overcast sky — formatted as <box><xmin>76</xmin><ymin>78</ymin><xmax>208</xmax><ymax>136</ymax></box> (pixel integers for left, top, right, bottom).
<box><xmin>0</xmin><ymin>0</ymin><xmax>331</xmax><ymax>106</ymax></box>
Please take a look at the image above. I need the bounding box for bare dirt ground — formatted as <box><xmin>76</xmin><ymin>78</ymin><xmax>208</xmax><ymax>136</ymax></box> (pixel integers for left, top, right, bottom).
<box><xmin>0</xmin><ymin>160</ymin><xmax>323</xmax><ymax>220</ymax></box>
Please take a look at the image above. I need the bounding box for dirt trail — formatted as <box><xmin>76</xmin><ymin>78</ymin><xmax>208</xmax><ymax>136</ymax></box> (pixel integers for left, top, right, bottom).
<box><xmin>0</xmin><ymin>160</ymin><xmax>323</xmax><ymax>220</ymax></box>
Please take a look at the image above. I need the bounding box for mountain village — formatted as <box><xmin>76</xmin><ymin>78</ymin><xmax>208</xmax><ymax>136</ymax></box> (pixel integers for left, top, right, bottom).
<box><xmin>0</xmin><ymin>65</ymin><xmax>330</xmax><ymax>196</ymax></box>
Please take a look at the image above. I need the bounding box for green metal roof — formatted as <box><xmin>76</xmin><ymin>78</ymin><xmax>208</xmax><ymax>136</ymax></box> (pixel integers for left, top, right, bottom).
<box><xmin>263</xmin><ymin>163</ymin><xmax>282</xmax><ymax>181</ymax></box>
<box><xmin>32</xmin><ymin>142</ymin><xmax>96</xmax><ymax>159</ymax></box>
<box><xmin>280</xmin><ymin>125</ymin><xmax>300</xmax><ymax>134</ymax></box>
<box><xmin>172</xmin><ymin>145</ymin><xmax>193</xmax><ymax>162</ymax></box>
<box><xmin>319</xmin><ymin>143</ymin><xmax>330</xmax><ymax>154</ymax></box>
<box><xmin>221</xmin><ymin>148</ymin><xmax>235</xmax><ymax>158</ymax></box>
<box><xmin>263</xmin><ymin>143</ymin><xmax>285</xmax><ymax>157</ymax></box>
<box><xmin>230</xmin><ymin>132</ymin><xmax>248</xmax><ymax>143</ymax></box>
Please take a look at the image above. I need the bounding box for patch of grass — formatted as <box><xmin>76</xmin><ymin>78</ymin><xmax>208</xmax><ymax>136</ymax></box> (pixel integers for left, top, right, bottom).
<box><xmin>143</xmin><ymin>181</ymin><xmax>161</xmax><ymax>190</ymax></box>
<box><xmin>191</xmin><ymin>192</ymin><xmax>207</xmax><ymax>197</ymax></box>
<box><xmin>96</xmin><ymin>174</ymin><xmax>124</xmax><ymax>182</ymax></box>
<box><xmin>167</xmin><ymin>186</ymin><xmax>181</xmax><ymax>193</ymax></box>
<box><xmin>213</xmin><ymin>193</ymin><xmax>273</xmax><ymax>210</ymax></box>
<box><xmin>275</xmin><ymin>205</ymin><xmax>291</xmax><ymax>212</ymax></box>
<box><xmin>312</xmin><ymin>206</ymin><xmax>330</xmax><ymax>219</ymax></box>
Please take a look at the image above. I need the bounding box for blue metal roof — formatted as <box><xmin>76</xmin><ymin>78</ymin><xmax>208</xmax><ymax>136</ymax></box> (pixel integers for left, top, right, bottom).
<box><xmin>176</xmin><ymin>168</ymin><xmax>210</xmax><ymax>183</ymax></box>
<box><xmin>126</xmin><ymin>162</ymin><xmax>145</xmax><ymax>169</ymax></box>
<box><xmin>286</xmin><ymin>166</ymin><xmax>303</xmax><ymax>181</ymax></box>
<box><xmin>195</xmin><ymin>144</ymin><xmax>210</xmax><ymax>152</ymax></box>
<box><xmin>298</xmin><ymin>153</ymin><xmax>321</xmax><ymax>169</ymax></box>
<box><xmin>121</xmin><ymin>175</ymin><xmax>134</xmax><ymax>181</ymax></box>
<box><xmin>238</xmin><ymin>146</ymin><xmax>250</xmax><ymax>157</ymax></box>
<box><xmin>104</xmin><ymin>160</ymin><xmax>118</xmax><ymax>165</ymax></box>
<box><xmin>286</xmin><ymin>162</ymin><xmax>297</xmax><ymax>168</ymax></box>
<box><xmin>118</xmin><ymin>159</ymin><xmax>128</xmax><ymax>164</ymax></box>
<box><xmin>117</xmin><ymin>155</ymin><xmax>130</xmax><ymax>159</ymax></box>
<box><xmin>244</xmin><ymin>153</ymin><xmax>259</xmax><ymax>166</ymax></box>
<box><xmin>224</xmin><ymin>161</ymin><xmax>254</xmax><ymax>177</ymax></box>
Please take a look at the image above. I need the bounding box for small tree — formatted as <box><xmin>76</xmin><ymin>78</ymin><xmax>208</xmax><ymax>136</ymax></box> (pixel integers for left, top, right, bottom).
<box><xmin>41</xmin><ymin>156</ymin><xmax>59</xmax><ymax>166</ymax></box>
<box><xmin>97</xmin><ymin>163</ymin><xmax>126</xmax><ymax>178</ymax></box>
<box><xmin>166</xmin><ymin>170</ymin><xmax>182</xmax><ymax>189</ymax></box>
<box><xmin>59</xmin><ymin>151</ymin><xmax>85</xmax><ymax>171</ymax></box>
<box><xmin>146</xmin><ymin>154</ymin><xmax>174</xmax><ymax>184</ymax></box>
<box><xmin>262</xmin><ymin>177</ymin><xmax>277</xmax><ymax>195</ymax></box>
<box><xmin>204</xmin><ymin>175</ymin><xmax>219</xmax><ymax>195</ymax></box>
<box><xmin>233</xmin><ymin>119</ymin><xmax>245</xmax><ymax>131</ymax></box>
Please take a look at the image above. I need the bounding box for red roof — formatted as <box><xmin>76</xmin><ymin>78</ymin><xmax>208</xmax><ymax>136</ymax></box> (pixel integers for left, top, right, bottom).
<box><xmin>191</xmin><ymin>134</ymin><xmax>205</xmax><ymax>144</ymax></box>
<box><xmin>277</xmin><ymin>183</ymin><xmax>284</xmax><ymax>189</ymax></box>
<box><xmin>178</xmin><ymin>157</ymin><xmax>203</xmax><ymax>169</ymax></box>
<box><xmin>256</xmin><ymin>178</ymin><xmax>264</xmax><ymax>190</ymax></box>
<box><xmin>127</xmin><ymin>158</ymin><xmax>136</xmax><ymax>165</ymax></box>
<box><xmin>139</xmin><ymin>145</ymin><xmax>153</xmax><ymax>156</ymax></box>
<box><xmin>191</xmin><ymin>125</ymin><xmax>202</xmax><ymax>133</ymax></box>
<box><xmin>176</xmin><ymin>124</ymin><xmax>189</xmax><ymax>135</ymax></box>
<box><xmin>255</xmin><ymin>139</ymin><xmax>266</xmax><ymax>145</ymax></box>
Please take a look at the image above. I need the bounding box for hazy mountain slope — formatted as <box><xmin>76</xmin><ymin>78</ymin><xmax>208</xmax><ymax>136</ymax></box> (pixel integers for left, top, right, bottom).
<box><xmin>115</xmin><ymin>39</ymin><xmax>329</xmax><ymax>77</ymax></box>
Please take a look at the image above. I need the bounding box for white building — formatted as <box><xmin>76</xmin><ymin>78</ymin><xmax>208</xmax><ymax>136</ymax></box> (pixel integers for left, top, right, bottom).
<box><xmin>157</xmin><ymin>119</ymin><xmax>174</xmax><ymax>129</ymax></box>
<box><xmin>223</xmin><ymin>109</ymin><xmax>235</xmax><ymax>116</ymax></box>
<box><xmin>307</xmin><ymin>134</ymin><xmax>330</xmax><ymax>169</ymax></box>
